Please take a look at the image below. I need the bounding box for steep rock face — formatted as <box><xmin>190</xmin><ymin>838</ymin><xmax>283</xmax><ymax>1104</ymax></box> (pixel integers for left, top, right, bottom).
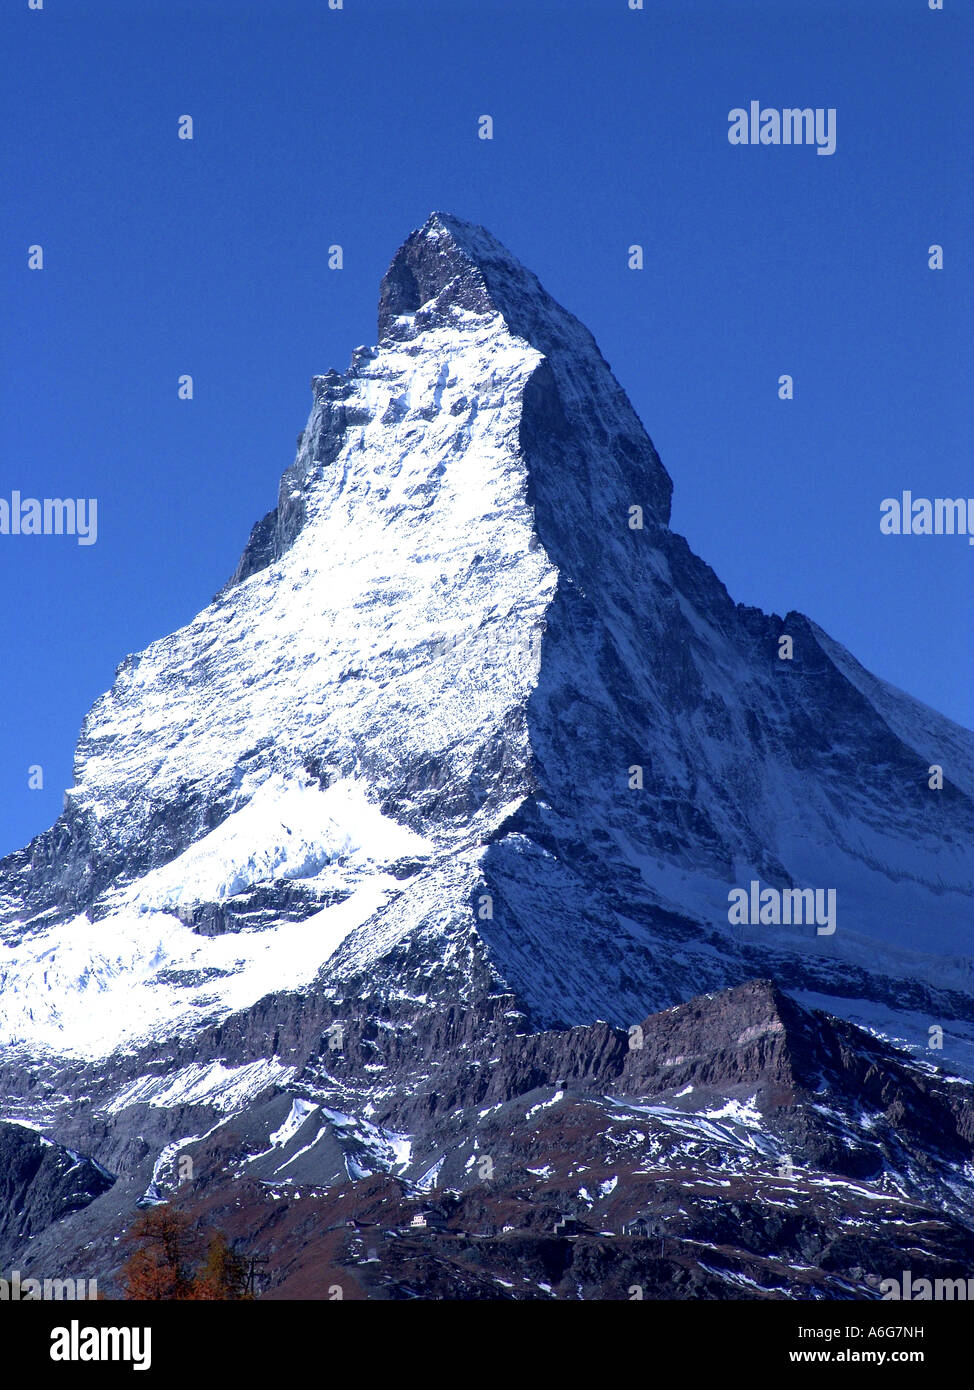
<box><xmin>0</xmin><ymin>210</ymin><xmax>971</xmax><ymax>1102</ymax></box>
<box><xmin>0</xmin><ymin>1122</ymin><xmax>114</xmax><ymax>1268</ymax></box>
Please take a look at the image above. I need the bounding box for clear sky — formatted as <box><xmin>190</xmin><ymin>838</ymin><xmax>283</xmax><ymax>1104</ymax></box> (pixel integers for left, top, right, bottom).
<box><xmin>2</xmin><ymin>0</ymin><xmax>972</xmax><ymax>856</ymax></box>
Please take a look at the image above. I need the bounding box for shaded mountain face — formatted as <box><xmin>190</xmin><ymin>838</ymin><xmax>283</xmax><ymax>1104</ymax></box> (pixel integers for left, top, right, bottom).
<box><xmin>0</xmin><ymin>214</ymin><xmax>972</xmax><ymax>1297</ymax></box>
<box><xmin>0</xmin><ymin>1122</ymin><xmax>114</xmax><ymax>1270</ymax></box>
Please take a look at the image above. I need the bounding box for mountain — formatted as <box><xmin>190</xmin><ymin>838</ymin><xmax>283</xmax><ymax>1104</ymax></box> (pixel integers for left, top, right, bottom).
<box><xmin>11</xmin><ymin>980</ymin><xmax>974</xmax><ymax>1300</ymax></box>
<box><xmin>1</xmin><ymin>212</ymin><xmax>972</xmax><ymax>1298</ymax></box>
<box><xmin>0</xmin><ymin>1121</ymin><xmax>114</xmax><ymax>1271</ymax></box>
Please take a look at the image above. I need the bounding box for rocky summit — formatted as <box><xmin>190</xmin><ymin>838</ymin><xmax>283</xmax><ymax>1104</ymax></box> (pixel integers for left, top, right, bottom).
<box><xmin>1</xmin><ymin>213</ymin><xmax>972</xmax><ymax>1299</ymax></box>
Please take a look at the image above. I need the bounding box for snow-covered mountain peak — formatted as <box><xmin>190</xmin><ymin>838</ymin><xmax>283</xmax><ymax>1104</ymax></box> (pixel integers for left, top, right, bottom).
<box><xmin>377</xmin><ymin>210</ymin><xmax>568</xmax><ymax>340</ymax></box>
<box><xmin>3</xmin><ymin>215</ymin><xmax>974</xmax><ymax>1304</ymax></box>
<box><xmin>1</xmin><ymin>215</ymin><xmax>972</xmax><ymax>1076</ymax></box>
<box><xmin>376</xmin><ymin>211</ymin><xmax>501</xmax><ymax>339</ymax></box>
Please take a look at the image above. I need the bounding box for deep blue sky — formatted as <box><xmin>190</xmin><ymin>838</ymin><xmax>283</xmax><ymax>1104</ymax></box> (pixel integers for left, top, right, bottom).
<box><xmin>2</xmin><ymin>0</ymin><xmax>971</xmax><ymax>855</ymax></box>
